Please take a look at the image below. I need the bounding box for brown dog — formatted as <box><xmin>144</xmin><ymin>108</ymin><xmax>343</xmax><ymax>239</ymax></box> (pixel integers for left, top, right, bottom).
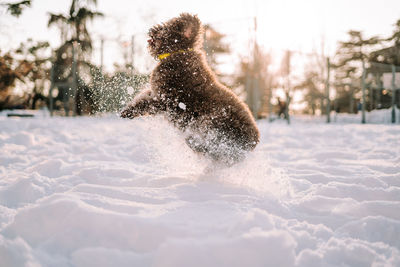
<box><xmin>121</xmin><ymin>13</ymin><xmax>259</xmax><ymax>165</ymax></box>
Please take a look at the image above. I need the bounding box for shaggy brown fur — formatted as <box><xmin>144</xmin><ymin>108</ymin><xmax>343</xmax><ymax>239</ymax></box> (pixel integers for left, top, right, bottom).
<box><xmin>121</xmin><ymin>13</ymin><xmax>260</xmax><ymax>164</ymax></box>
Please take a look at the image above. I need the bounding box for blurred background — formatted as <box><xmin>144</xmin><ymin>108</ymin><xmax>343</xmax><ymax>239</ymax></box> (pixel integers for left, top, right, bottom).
<box><xmin>1</xmin><ymin>0</ymin><xmax>399</xmax><ymax>123</ymax></box>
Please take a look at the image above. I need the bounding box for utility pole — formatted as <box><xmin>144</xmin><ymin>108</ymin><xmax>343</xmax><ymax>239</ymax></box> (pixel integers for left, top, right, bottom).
<box><xmin>246</xmin><ymin>16</ymin><xmax>258</xmax><ymax>119</ymax></box>
<box><xmin>252</xmin><ymin>17</ymin><xmax>260</xmax><ymax>119</ymax></box>
<box><xmin>49</xmin><ymin>65</ymin><xmax>54</xmax><ymax>117</ymax></box>
<box><xmin>361</xmin><ymin>60</ymin><xmax>367</xmax><ymax>124</ymax></box>
<box><xmin>245</xmin><ymin>69</ymin><xmax>253</xmax><ymax>116</ymax></box>
<box><xmin>348</xmin><ymin>85</ymin><xmax>352</xmax><ymax>113</ymax></box>
<box><xmin>49</xmin><ymin>51</ymin><xmax>55</xmax><ymax>117</ymax></box>
<box><xmin>71</xmin><ymin>41</ymin><xmax>78</xmax><ymax>116</ymax></box>
<box><xmin>100</xmin><ymin>38</ymin><xmax>104</xmax><ymax>72</ymax></box>
<box><xmin>131</xmin><ymin>35</ymin><xmax>135</xmax><ymax>76</ymax></box>
<box><xmin>284</xmin><ymin>50</ymin><xmax>291</xmax><ymax>124</ymax></box>
<box><xmin>285</xmin><ymin>90</ymin><xmax>291</xmax><ymax>124</ymax></box>
<box><xmin>252</xmin><ymin>16</ymin><xmax>258</xmax><ymax>118</ymax></box>
<box><xmin>325</xmin><ymin>57</ymin><xmax>331</xmax><ymax>123</ymax></box>
<box><xmin>391</xmin><ymin>64</ymin><xmax>396</xmax><ymax>123</ymax></box>
<box><xmin>268</xmin><ymin>77</ymin><xmax>273</xmax><ymax>122</ymax></box>
<box><xmin>376</xmin><ymin>73</ymin><xmax>382</xmax><ymax>108</ymax></box>
<box><xmin>369</xmin><ymin>84</ymin><xmax>373</xmax><ymax>111</ymax></box>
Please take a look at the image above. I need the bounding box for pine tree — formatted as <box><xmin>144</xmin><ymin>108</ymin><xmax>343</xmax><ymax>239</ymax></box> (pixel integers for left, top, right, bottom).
<box><xmin>333</xmin><ymin>30</ymin><xmax>381</xmax><ymax>113</ymax></box>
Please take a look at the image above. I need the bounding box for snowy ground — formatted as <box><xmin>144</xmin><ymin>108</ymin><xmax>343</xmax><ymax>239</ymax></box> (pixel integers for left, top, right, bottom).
<box><xmin>0</xmin><ymin>110</ymin><xmax>400</xmax><ymax>267</ymax></box>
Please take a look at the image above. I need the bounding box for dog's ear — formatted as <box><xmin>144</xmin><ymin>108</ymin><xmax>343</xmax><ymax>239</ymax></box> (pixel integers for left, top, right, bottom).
<box><xmin>183</xmin><ymin>26</ymin><xmax>194</xmax><ymax>39</ymax></box>
<box><xmin>180</xmin><ymin>13</ymin><xmax>201</xmax><ymax>40</ymax></box>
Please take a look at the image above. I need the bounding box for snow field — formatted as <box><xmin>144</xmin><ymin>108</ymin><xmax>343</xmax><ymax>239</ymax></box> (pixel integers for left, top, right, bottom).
<box><xmin>0</xmin><ymin>112</ymin><xmax>399</xmax><ymax>266</ymax></box>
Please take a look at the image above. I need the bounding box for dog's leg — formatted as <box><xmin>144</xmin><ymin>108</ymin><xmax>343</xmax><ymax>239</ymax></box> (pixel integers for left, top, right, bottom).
<box><xmin>120</xmin><ymin>89</ymin><xmax>162</xmax><ymax>119</ymax></box>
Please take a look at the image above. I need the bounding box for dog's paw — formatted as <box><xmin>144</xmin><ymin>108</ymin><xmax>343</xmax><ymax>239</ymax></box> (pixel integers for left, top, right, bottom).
<box><xmin>120</xmin><ymin>106</ymin><xmax>134</xmax><ymax>119</ymax></box>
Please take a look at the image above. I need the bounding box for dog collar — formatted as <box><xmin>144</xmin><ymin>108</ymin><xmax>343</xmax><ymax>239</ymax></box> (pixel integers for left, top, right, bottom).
<box><xmin>158</xmin><ymin>48</ymin><xmax>193</xmax><ymax>61</ymax></box>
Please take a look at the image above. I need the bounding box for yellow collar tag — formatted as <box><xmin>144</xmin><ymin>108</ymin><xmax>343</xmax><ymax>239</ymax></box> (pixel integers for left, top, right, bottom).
<box><xmin>158</xmin><ymin>52</ymin><xmax>171</xmax><ymax>60</ymax></box>
<box><xmin>157</xmin><ymin>48</ymin><xmax>193</xmax><ymax>61</ymax></box>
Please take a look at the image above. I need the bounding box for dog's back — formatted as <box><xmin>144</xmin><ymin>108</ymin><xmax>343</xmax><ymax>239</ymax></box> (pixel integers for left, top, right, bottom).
<box><xmin>151</xmin><ymin>49</ymin><xmax>259</xmax><ymax>163</ymax></box>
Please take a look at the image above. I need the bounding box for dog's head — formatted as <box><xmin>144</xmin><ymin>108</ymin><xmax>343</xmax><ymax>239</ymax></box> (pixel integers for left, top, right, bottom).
<box><xmin>147</xmin><ymin>13</ymin><xmax>203</xmax><ymax>59</ymax></box>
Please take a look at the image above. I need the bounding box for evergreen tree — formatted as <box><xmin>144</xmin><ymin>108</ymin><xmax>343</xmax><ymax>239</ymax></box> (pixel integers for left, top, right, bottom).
<box><xmin>370</xmin><ymin>19</ymin><xmax>400</xmax><ymax>65</ymax></box>
<box><xmin>333</xmin><ymin>30</ymin><xmax>381</xmax><ymax>113</ymax></box>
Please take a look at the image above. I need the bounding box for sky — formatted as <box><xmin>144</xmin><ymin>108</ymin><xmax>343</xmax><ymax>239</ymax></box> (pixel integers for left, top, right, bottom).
<box><xmin>1</xmin><ymin>0</ymin><xmax>400</xmax><ymax>74</ymax></box>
